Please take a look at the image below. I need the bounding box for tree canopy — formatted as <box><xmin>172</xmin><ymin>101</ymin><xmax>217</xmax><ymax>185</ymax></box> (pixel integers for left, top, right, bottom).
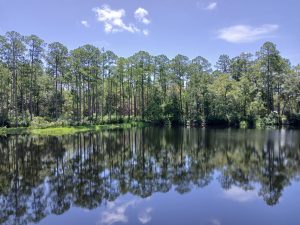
<box><xmin>0</xmin><ymin>31</ymin><xmax>300</xmax><ymax>127</ymax></box>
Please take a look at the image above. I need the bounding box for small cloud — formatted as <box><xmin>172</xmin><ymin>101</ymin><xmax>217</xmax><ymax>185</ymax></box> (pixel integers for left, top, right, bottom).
<box><xmin>143</xmin><ymin>29</ymin><xmax>149</xmax><ymax>36</ymax></box>
<box><xmin>205</xmin><ymin>2</ymin><xmax>218</xmax><ymax>10</ymax></box>
<box><xmin>223</xmin><ymin>186</ymin><xmax>258</xmax><ymax>202</ymax></box>
<box><xmin>93</xmin><ymin>5</ymin><xmax>140</xmax><ymax>34</ymax></box>
<box><xmin>134</xmin><ymin>7</ymin><xmax>151</xmax><ymax>25</ymax></box>
<box><xmin>138</xmin><ymin>207</ymin><xmax>153</xmax><ymax>224</ymax></box>
<box><xmin>217</xmin><ymin>24</ymin><xmax>279</xmax><ymax>43</ymax></box>
<box><xmin>81</xmin><ymin>20</ymin><xmax>90</xmax><ymax>28</ymax></box>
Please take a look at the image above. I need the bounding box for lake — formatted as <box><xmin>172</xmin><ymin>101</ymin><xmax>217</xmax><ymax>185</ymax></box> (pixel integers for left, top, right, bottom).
<box><xmin>0</xmin><ymin>127</ymin><xmax>300</xmax><ymax>225</ymax></box>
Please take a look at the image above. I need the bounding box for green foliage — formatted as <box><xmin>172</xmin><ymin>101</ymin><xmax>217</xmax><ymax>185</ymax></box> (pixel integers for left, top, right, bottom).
<box><xmin>0</xmin><ymin>30</ymin><xmax>300</xmax><ymax>128</ymax></box>
<box><xmin>0</xmin><ymin>122</ymin><xmax>146</xmax><ymax>136</ymax></box>
<box><xmin>165</xmin><ymin>92</ymin><xmax>183</xmax><ymax>125</ymax></box>
<box><xmin>30</xmin><ymin>116</ymin><xmax>72</xmax><ymax>128</ymax></box>
<box><xmin>30</xmin><ymin>116</ymin><xmax>51</xmax><ymax>128</ymax></box>
<box><xmin>240</xmin><ymin>121</ymin><xmax>249</xmax><ymax>129</ymax></box>
<box><xmin>255</xmin><ymin>112</ymin><xmax>279</xmax><ymax>128</ymax></box>
<box><xmin>145</xmin><ymin>90</ymin><xmax>164</xmax><ymax>123</ymax></box>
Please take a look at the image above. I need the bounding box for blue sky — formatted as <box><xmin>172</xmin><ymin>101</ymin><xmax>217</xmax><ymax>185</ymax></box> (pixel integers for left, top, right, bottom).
<box><xmin>0</xmin><ymin>0</ymin><xmax>299</xmax><ymax>65</ymax></box>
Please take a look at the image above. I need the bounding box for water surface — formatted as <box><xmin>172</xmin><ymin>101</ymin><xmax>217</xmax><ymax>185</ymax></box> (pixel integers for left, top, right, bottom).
<box><xmin>0</xmin><ymin>128</ymin><xmax>300</xmax><ymax>225</ymax></box>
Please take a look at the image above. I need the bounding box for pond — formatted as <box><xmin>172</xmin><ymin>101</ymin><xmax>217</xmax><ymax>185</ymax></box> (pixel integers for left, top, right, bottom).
<box><xmin>0</xmin><ymin>127</ymin><xmax>300</xmax><ymax>225</ymax></box>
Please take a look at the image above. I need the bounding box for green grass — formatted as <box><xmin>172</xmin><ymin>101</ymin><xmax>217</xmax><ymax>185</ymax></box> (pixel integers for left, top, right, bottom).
<box><xmin>0</xmin><ymin>122</ymin><xmax>147</xmax><ymax>136</ymax></box>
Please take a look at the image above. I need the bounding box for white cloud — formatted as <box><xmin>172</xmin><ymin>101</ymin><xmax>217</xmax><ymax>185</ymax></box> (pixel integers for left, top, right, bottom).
<box><xmin>93</xmin><ymin>5</ymin><xmax>140</xmax><ymax>33</ymax></box>
<box><xmin>138</xmin><ymin>207</ymin><xmax>153</xmax><ymax>224</ymax></box>
<box><xmin>143</xmin><ymin>29</ymin><xmax>149</xmax><ymax>36</ymax></box>
<box><xmin>218</xmin><ymin>24</ymin><xmax>279</xmax><ymax>43</ymax></box>
<box><xmin>81</xmin><ymin>20</ymin><xmax>90</xmax><ymax>28</ymax></box>
<box><xmin>223</xmin><ymin>186</ymin><xmax>258</xmax><ymax>202</ymax></box>
<box><xmin>205</xmin><ymin>2</ymin><xmax>217</xmax><ymax>10</ymax></box>
<box><xmin>134</xmin><ymin>7</ymin><xmax>151</xmax><ymax>25</ymax></box>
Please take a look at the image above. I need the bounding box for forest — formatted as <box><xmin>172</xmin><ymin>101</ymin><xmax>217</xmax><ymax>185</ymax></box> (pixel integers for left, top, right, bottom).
<box><xmin>0</xmin><ymin>31</ymin><xmax>300</xmax><ymax>128</ymax></box>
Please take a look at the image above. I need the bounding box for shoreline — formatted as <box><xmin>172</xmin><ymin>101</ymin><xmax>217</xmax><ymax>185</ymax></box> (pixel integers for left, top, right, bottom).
<box><xmin>1</xmin><ymin>122</ymin><xmax>298</xmax><ymax>136</ymax></box>
<box><xmin>0</xmin><ymin>122</ymin><xmax>147</xmax><ymax>136</ymax></box>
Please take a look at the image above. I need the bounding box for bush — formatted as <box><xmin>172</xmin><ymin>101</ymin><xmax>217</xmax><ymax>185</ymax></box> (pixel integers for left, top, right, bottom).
<box><xmin>240</xmin><ymin>121</ymin><xmax>248</xmax><ymax>129</ymax></box>
<box><xmin>30</xmin><ymin>117</ymin><xmax>51</xmax><ymax>128</ymax></box>
<box><xmin>255</xmin><ymin>117</ymin><xmax>264</xmax><ymax>128</ymax></box>
<box><xmin>30</xmin><ymin>116</ymin><xmax>71</xmax><ymax>128</ymax></box>
<box><xmin>255</xmin><ymin>112</ymin><xmax>279</xmax><ymax>128</ymax></box>
<box><xmin>264</xmin><ymin>112</ymin><xmax>279</xmax><ymax>126</ymax></box>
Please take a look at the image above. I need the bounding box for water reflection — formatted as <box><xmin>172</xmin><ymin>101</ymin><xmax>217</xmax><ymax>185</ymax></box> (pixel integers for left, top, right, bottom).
<box><xmin>100</xmin><ymin>200</ymin><xmax>136</xmax><ymax>225</ymax></box>
<box><xmin>223</xmin><ymin>186</ymin><xmax>258</xmax><ymax>202</ymax></box>
<box><xmin>0</xmin><ymin>128</ymin><xmax>300</xmax><ymax>225</ymax></box>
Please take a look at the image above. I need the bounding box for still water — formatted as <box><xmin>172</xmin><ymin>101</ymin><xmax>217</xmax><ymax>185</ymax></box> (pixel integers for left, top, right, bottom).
<box><xmin>0</xmin><ymin>128</ymin><xmax>300</xmax><ymax>225</ymax></box>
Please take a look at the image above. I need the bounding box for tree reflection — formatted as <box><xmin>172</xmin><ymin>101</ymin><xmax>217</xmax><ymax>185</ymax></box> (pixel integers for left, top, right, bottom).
<box><xmin>0</xmin><ymin>128</ymin><xmax>300</xmax><ymax>224</ymax></box>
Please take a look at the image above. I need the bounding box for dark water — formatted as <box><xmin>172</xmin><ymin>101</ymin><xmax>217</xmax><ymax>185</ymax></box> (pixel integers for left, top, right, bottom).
<box><xmin>0</xmin><ymin>128</ymin><xmax>300</xmax><ymax>225</ymax></box>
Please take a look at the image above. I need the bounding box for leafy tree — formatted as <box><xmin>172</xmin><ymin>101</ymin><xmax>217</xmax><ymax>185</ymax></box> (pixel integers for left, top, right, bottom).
<box><xmin>230</xmin><ymin>52</ymin><xmax>253</xmax><ymax>81</ymax></box>
<box><xmin>171</xmin><ymin>54</ymin><xmax>189</xmax><ymax>115</ymax></box>
<box><xmin>0</xmin><ymin>31</ymin><xmax>26</xmax><ymax>126</ymax></box>
<box><xmin>26</xmin><ymin>35</ymin><xmax>45</xmax><ymax>120</ymax></box>
<box><xmin>216</xmin><ymin>54</ymin><xmax>231</xmax><ymax>74</ymax></box>
<box><xmin>256</xmin><ymin>42</ymin><xmax>282</xmax><ymax>113</ymax></box>
<box><xmin>46</xmin><ymin>42</ymin><xmax>68</xmax><ymax>118</ymax></box>
<box><xmin>0</xmin><ymin>65</ymin><xmax>10</xmax><ymax>126</ymax></box>
<box><xmin>0</xmin><ymin>32</ymin><xmax>299</xmax><ymax>127</ymax></box>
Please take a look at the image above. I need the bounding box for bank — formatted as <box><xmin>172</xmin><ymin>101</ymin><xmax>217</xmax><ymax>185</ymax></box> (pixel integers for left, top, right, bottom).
<box><xmin>0</xmin><ymin>122</ymin><xmax>146</xmax><ymax>136</ymax></box>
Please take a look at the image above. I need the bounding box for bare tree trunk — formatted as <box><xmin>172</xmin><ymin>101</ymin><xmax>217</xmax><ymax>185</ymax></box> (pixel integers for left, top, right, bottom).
<box><xmin>55</xmin><ymin>59</ymin><xmax>58</xmax><ymax>119</ymax></box>
<box><xmin>141</xmin><ymin>71</ymin><xmax>145</xmax><ymax>121</ymax></box>
<box><xmin>29</xmin><ymin>47</ymin><xmax>34</xmax><ymax>121</ymax></box>
<box><xmin>12</xmin><ymin>42</ymin><xmax>18</xmax><ymax>127</ymax></box>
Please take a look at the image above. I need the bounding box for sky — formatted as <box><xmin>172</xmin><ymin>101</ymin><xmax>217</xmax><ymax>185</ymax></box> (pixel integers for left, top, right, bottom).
<box><xmin>0</xmin><ymin>0</ymin><xmax>299</xmax><ymax>65</ymax></box>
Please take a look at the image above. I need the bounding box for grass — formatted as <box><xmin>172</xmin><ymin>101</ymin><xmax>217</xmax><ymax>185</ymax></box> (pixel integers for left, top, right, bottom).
<box><xmin>0</xmin><ymin>122</ymin><xmax>147</xmax><ymax>136</ymax></box>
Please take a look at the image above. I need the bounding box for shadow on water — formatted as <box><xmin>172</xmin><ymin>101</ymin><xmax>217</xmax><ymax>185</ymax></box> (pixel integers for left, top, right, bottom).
<box><xmin>0</xmin><ymin>127</ymin><xmax>300</xmax><ymax>225</ymax></box>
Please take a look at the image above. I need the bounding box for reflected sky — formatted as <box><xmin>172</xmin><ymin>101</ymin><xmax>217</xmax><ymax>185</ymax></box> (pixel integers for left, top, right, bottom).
<box><xmin>0</xmin><ymin>128</ymin><xmax>300</xmax><ymax>225</ymax></box>
<box><xmin>223</xmin><ymin>186</ymin><xmax>258</xmax><ymax>202</ymax></box>
<box><xmin>34</xmin><ymin>178</ymin><xmax>300</xmax><ymax>225</ymax></box>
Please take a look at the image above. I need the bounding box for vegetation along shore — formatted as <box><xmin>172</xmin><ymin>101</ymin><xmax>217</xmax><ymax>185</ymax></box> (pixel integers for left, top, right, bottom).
<box><xmin>1</xmin><ymin>31</ymin><xmax>300</xmax><ymax>131</ymax></box>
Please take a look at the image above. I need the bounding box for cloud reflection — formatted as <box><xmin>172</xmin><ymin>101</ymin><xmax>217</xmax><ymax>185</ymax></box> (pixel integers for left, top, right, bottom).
<box><xmin>211</xmin><ymin>219</ymin><xmax>221</xmax><ymax>225</ymax></box>
<box><xmin>138</xmin><ymin>207</ymin><xmax>153</xmax><ymax>224</ymax></box>
<box><xmin>99</xmin><ymin>200</ymin><xmax>137</xmax><ymax>225</ymax></box>
<box><xmin>201</xmin><ymin>218</ymin><xmax>221</xmax><ymax>225</ymax></box>
<box><xmin>98</xmin><ymin>198</ymin><xmax>153</xmax><ymax>225</ymax></box>
<box><xmin>223</xmin><ymin>186</ymin><xmax>257</xmax><ymax>202</ymax></box>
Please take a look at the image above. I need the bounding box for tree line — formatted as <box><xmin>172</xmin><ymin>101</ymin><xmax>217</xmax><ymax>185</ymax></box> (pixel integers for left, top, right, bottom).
<box><xmin>0</xmin><ymin>31</ymin><xmax>300</xmax><ymax>128</ymax></box>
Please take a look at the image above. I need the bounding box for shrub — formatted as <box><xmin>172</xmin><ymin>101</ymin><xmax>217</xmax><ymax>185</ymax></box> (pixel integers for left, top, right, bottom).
<box><xmin>264</xmin><ymin>111</ymin><xmax>279</xmax><ymax>126</ymax></box>
<box><xmin>255</xmin><ymin>112</ymin><xmax>279</xmax><ymax>128</ymax></box>
<box><xmin>30</xmin><ymin>116</ymin><xmax>71</xmax><ymax>128</ymax></box>
<box><xmin>240</xmin><ymin>121</ymin><xmax>248</xmax><ymax>129</ymax></box>
<box><xmin>255</xmin><ymin>117</ymin><xmax>264</xmax><ymax>128</ymax></box>
<box><xmin>30</xmin><ymin>117</ymin><xmax>51</xmax><ymax>128</ymax></box>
